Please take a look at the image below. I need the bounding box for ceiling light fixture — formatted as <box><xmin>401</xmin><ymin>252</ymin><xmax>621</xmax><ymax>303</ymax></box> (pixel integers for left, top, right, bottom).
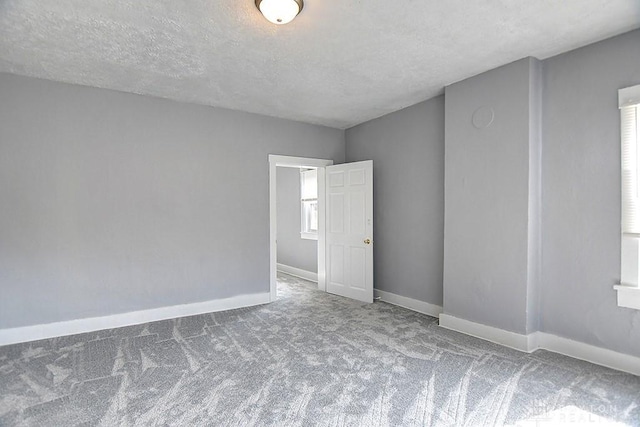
<box><xmin>255</xmin><ymin>0</ymin><xmax>303</xmax><ymax>25</ymax></box>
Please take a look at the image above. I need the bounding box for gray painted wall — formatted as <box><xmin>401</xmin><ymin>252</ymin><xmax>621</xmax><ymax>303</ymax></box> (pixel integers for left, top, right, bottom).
<box><xmin>0</xmin><ymin>73</ymin><xmax>344</xmax><ymax>329</ymax></box>
<box><xmin>346</xmin><ymin>98</ymin><xmax>445</xmax><ymax>306</ymax></box>
<box><xmin>526</xmin><ymin>59</ymin><xmax>543</xmax><ymax>335</ymax></box>
<box><xmin>443</xmin><ymin>58</ymin><xmax>540</xmax><ymax>335</ymax></box>
<box><xmin>541</xmin><ymin>29</ymin><xmax>640</xmax><ymax>356</ymax></box>
<box><xmin>276</xmin><ymin>167</ymin><xmax>318</xmax><ymax>273</ymax></box>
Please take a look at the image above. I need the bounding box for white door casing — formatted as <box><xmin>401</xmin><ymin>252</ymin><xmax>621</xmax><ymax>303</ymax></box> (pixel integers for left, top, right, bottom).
<box><xmin>325</xmin><ymin>160</ymin><xmax>374</xmax><ymax>303</ymax></box>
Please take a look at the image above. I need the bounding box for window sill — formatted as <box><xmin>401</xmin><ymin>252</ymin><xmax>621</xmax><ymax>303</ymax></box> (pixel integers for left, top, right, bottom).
<box><xmin>300</xmin><ymin>232</ymin><xmax>318</xmax><ymax>241</ymax></box>
<box><xmin>614</xmin><ymin>284</ymin><xmax>640</xmax><ymax>310</ymax></box>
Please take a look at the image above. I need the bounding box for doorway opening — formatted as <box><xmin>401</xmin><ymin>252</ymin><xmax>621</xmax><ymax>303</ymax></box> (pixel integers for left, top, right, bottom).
<box><xmin>268</xmin><ymin>155</ymin><xmax>333</xmax><ymax>301</ymax></box>
<box><xmin>275</xmin><ymin>166</ymin><xmax>319</xmax><ymax>296</ymax></box>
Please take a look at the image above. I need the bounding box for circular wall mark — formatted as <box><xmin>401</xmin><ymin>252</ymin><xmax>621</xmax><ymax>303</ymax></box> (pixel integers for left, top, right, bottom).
<box><xmin>472</xmin><ymin>106</ymin><xmax>495</xmax><ymax>129</ymax></box>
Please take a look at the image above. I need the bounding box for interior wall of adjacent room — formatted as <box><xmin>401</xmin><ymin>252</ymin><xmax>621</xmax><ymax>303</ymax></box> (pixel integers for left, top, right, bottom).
<box><xmin>276</xmin><ymin>167</ymin><xmax>318</xmax><ymax>274</ymax></box>
<box><xmin>0</xmin><ymin>73</ymin><xmax>345</xmax><ymax>329</ymax></box>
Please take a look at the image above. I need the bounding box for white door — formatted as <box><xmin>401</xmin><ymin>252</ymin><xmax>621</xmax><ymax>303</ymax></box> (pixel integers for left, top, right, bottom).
<box><xmin>325</xmin><ymin>160</ymin><xmax>373</xmax><ymax>303</ymax></box>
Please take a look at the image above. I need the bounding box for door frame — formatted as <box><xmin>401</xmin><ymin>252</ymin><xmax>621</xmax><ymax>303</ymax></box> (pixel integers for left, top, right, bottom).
<box><xmin>268</xmin><ymin>154</ymin><xmax>333</xmax><ymax>302</ymax></box>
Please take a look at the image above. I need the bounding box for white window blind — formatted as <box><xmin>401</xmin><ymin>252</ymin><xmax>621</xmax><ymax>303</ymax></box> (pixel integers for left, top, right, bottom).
<box><xmin>621</xmin><ymin>104</ymin><xmax>640</xmax><ymax>234</ymax></box>
<box><xmin>300</xmin><ymin>169</ymin><xmax>318</xmax><ymax>238</ymax></box>
<box><xmin>620</xmin><ymin>84</ymin><xmax>640</xmax><ymax>235</ymax></box>
<box><xmin>301</xmin><ymin>169</ymin><xmax>318</xmax><ymax>201</ymax></box>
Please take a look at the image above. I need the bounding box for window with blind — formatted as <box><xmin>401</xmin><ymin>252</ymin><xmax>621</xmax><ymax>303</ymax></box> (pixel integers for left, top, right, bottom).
<box><xmin>300</xmin><ymin>169</ymin><xmax>318</xmax><ymax>240</ymax></box>
<box><xmin>617</xmin><ymin>83</ymin><xmax>640</xmax><ymax>310</ymax></box>
<box><xmin>621</xmin><ymin>101</ymin><xmax>640</xmax><ymax>235</ymax></box>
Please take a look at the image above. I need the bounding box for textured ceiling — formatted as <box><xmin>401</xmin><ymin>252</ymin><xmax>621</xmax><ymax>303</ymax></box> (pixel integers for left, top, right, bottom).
<box><xmin>1</xmin><ymin>1</ymin><xmax>639</xmax><ymax>129</ymax></box>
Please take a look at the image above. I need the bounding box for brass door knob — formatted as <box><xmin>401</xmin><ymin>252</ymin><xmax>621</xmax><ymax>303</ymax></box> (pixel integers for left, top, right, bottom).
<box><xmin>364</xmin><ymin>238</ymin><xmax>371</xmax><ymax>245</ymax></box>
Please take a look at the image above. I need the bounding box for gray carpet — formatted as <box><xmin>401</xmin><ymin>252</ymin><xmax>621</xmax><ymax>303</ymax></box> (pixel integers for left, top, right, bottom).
<box><xmin>1</xmin><ymin>273</ymin><xmax>639</xmax><ymax>426</ymax></box>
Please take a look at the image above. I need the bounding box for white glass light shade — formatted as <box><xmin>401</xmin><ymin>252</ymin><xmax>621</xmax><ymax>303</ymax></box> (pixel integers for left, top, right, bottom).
<box><xmin>256</xmin><ymin>0</ymin><xmax>303</xmax><ymax>25</ymax></box>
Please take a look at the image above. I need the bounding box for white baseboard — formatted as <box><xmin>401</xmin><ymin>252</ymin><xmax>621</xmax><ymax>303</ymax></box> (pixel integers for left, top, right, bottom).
<box><xmin>439</xmin><ymin>314</ymin><xmax>537</xmax><ymax>352</ymax></box>
<box><xmin>438</xmin><ymin>314</ymin><xmax>640</xmax><ymax>377</ymax></box>
<box><xmin>0</xmin><ymin>292</ymin><xmax>270</xmax><ymax>347</ymax></box>
<box><xmin>535</xmin><ymin>332</ymin><xmax>640</xmax><ymax>377</ymax></box>
<box><xmin>374</xmin><ymin>289</ymin><xmax>443</xmax><ymax>318</ymax></box>
<box><xmin>277</xmin><ymin>263</ymin><xmax>318</xmax><ymax>283</ymax></box>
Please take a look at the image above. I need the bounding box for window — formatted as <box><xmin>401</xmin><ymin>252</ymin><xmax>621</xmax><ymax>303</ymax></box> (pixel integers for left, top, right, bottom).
<box><xmin>616</xmin><ymin>83</ymin><xmax>640</xmax><ymax>310</ymax></box>
<box><xmin>300</xmin><ymin>169</ymin><xmax>318</xmax><ymax>240</ymax></box>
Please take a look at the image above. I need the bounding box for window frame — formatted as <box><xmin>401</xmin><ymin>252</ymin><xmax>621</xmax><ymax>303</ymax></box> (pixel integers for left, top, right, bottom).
<box><xmin>616</xmin><ymin>83</ymin><xmax>640</xmax><ymax>310</ymax></box>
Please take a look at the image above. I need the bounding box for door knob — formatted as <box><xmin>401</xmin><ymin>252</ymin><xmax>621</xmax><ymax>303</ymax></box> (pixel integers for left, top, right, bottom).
<box><xmin>364</xmin><ymin>238</ymin><xmax>371</xmax><ymax>245</ymax></box>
